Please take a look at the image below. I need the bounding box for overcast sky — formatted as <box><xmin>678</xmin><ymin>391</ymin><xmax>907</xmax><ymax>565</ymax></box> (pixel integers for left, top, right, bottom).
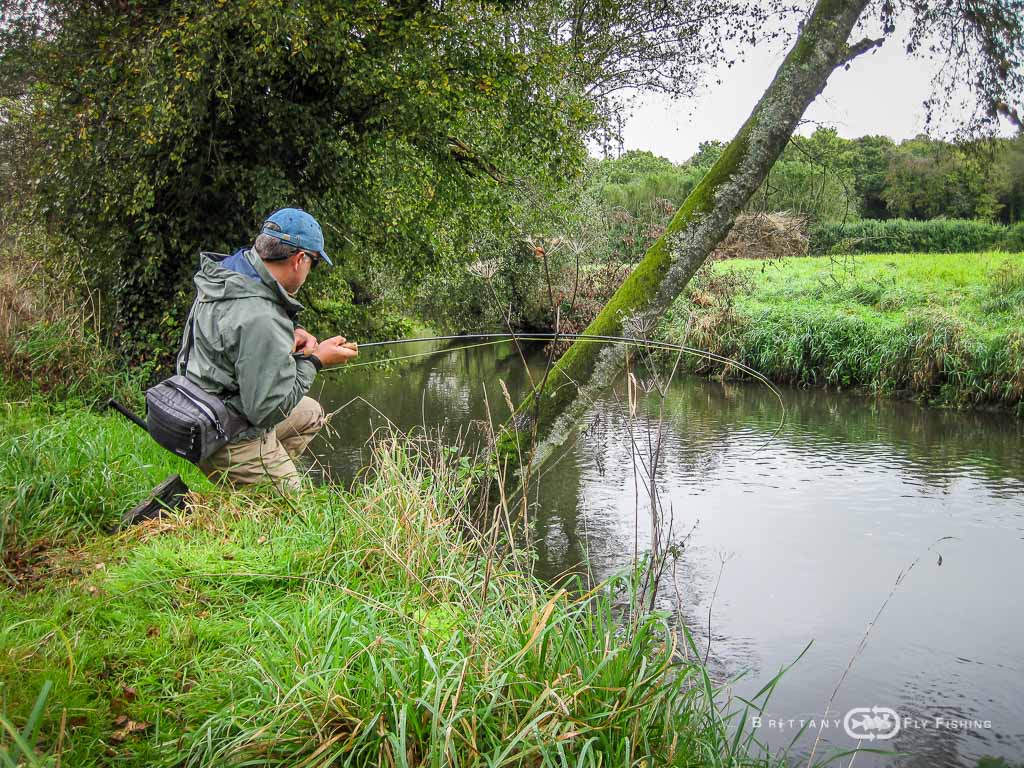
<box><xmin>607</xmin><ymin>30</ymin><xmax>1014</xmax><ymax>165</ymax></box>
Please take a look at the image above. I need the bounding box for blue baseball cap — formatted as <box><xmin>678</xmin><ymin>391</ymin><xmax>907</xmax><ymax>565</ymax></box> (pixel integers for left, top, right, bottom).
<box><xmin>260</xmin><ymin>208</ymin><xmax>333</xmax><ymax>267</ymax></box>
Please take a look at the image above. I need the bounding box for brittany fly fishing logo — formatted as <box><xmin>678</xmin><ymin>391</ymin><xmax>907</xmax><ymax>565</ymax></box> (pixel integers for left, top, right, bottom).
<box><xmin>843</xmin><ymin>706</ymin><xmax>901</xmax><ymax>741</ymax></box>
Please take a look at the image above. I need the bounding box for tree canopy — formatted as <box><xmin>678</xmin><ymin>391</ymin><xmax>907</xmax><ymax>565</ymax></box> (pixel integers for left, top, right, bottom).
<box><xmin>0</xmin><ymin>0</ymin><xmax>769</xmax><ymax>357</ymax></box>
<box><xmin>594</xmin><ymin>129</ymin><xmax>1024</xmax><ymax>225</ymax></box>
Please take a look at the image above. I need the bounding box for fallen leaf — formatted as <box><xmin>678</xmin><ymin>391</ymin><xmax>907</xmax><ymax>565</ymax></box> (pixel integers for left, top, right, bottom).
<box><xmin>110</xmin><ymin>719</ymin><xmax>151</xmax><ymax>743</ymax></box>
<box><xmin>94</xmin><ymin>562</ymin><xmax>106</xmax><ymax>571</ymax></box>
<box><xmin>122</xmin><ymin>686</ymin><xmax>137</xmax><ymax>702</ymax></box>
<box><xmin>146</xmin><ymin>626</ymin><xmax>160</xmax><ymax>638</ymax></box>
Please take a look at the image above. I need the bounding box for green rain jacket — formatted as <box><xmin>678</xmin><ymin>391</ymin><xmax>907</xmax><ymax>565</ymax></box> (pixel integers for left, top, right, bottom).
<box><xmin>176</xmin><ymin>249</ymin><xmax>320</xmax><ymax>443</ymax></box>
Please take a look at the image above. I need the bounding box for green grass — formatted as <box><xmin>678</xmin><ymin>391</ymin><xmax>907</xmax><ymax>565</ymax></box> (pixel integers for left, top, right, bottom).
<box><xmin>0</xmin><ymin>400</ymin><xmax>796</xmax><ymax>767</ymax></box>
<box><xmin>662</xmin><ymin>252</ymin><xmax>1024</xmax><ymax>412</ymax></box>
<box><xmin>0</xmin><ymin>400</ymin><xmax>208</xmax><ymax>556</ymax></box>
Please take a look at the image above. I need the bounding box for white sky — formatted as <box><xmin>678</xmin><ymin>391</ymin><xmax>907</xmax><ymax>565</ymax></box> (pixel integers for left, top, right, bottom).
<box><xmin>607</xmin><ymin>30</ymin><xmax>1016</xmax><ymax>165</ymax></box>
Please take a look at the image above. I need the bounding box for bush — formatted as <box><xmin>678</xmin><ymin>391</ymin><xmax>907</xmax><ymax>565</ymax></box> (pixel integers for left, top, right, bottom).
<box><xmin>809</xmin><ymin>218</ymin><xmax>1009</xmax><ymax>255</ymax></box>
<box><xmin>1000</xmin><ymin>222</ymin><xmax>1024</xmax><ymax>252</ymax></box>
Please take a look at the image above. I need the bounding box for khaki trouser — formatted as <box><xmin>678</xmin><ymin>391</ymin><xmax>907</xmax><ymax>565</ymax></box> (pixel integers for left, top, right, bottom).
<box><xmin>199</xmin><ymin>397</ymin><xmax>326</xmax><ymax>492</ymax></box>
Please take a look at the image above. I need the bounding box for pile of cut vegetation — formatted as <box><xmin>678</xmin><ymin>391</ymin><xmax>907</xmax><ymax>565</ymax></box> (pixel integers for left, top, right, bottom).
<box><xmin>713</xmin><ymin>211</ymin><xmax>809</xmax><ymax>261</ymax></box>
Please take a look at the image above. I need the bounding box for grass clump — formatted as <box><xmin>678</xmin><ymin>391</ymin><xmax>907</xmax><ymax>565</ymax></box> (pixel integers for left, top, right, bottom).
<box><xmin>0</xmin><ymin>402</ymin><xmax>787</xmax><ymax>767</ymax></box>
<box><xmin>1</xmin><ymin>402</ymin><xmax>206</xmax><ymax>560</ymax></box>
<box><xmin>663</xmin><ymin>251</ymin><xmax>1024</xmax><ymax>413</ymax></box>
<box><xmin>980</xmin><ymin>262</ymin><xmax>1024</xmax><ymax>314</ymax></box>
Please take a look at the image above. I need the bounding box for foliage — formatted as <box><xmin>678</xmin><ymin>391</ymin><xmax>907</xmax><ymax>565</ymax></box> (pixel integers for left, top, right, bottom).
<box><xmin>0</xmin><ymin>0</ymin><xmax>769</xmax><ymax>362</ymax></box>
<box><xmin>882</xmin><ymin>135</ymin><xmax>1016</xmax><ymax>221</ymax></box>
<box><xmin>414</xmin><ymin>180</ymin><xmax>624</xmax><ymax>333</ymax></box>
<box><xmin>0</xmin><ymin>212</ymin><xmax>147</xmax><ymax>405</ymax></box>
<box><xmin>593</xmin><ymin>131</ymin><xmax>1024</xmax><ymax>236</ymax></box>
<box><xmin>999</xmin><ymin>222</ymin><xmax>1024</xmax><ymax>251</ymax></box>
<box><xmin>847</xmin><ymin>135</ymin><xmax>895</xmax><ymax>219</ymax></box>
<box><xmin>415</xmin><ymin>129</ymin><xmax>1024</xmax><ymax>336</ymax></box>
<box><xmin>886</xmin><ymin>0</ymin><xmax>1024</xmax><ymax>132</ymax></box>
<box><xmin>0</xmin><ymin>404</ymin><xmax>794</xmax><ymax>766</ymax></box>
<box><xmin>2</xmin><ymin>0</ymin><xmax>588</xmax><ymax>356</ymax></box>
<box><xmin>808</xmin><ymin>218</ymin><xmax>1013</xmax><ymax>255</ymax></box>
<box><xmin>750</xmin><ymin>157</ymin><xmax>854</xmax><ymax>222</ymax></box>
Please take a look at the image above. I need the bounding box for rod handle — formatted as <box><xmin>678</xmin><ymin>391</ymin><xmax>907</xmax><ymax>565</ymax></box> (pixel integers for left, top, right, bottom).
<box><xmin>107</xmin><ymin>398</ymin><xmax>149</xmax><ymax>433</ymax></box>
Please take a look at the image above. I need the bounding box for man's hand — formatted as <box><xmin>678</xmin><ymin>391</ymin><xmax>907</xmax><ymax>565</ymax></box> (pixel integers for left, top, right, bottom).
<box><xmin>292</xmin><ymin>328</ymin><xmax>318</xmax><ymax>356</ymax></box>
<box><xmin>314</xmin><ymin>336</ymin><xmax>358</xmax><ymax>368</ymax></box>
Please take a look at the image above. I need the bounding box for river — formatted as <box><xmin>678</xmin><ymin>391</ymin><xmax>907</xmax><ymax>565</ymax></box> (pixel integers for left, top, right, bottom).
<box><xmin>310</xmin><ymin>339</ymin><xmax>1024</xmax><ymax>768</ymax></box>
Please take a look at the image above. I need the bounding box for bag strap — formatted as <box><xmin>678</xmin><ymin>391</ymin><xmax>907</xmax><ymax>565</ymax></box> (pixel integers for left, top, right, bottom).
<box><xmin>176</xmin><ymin>302</ymin><xmax>198</xmax><ymax>377</ymax></box>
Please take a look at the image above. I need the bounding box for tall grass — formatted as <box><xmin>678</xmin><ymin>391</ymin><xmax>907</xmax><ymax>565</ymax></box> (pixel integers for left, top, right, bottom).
<box><xmin>0</xmin><ymin>404</ymin><xmax>205</xmax><ymax>558</ymax></box>
<box><xmin>0</xmin><ymin>403</ymin><xmax>795</xmax><ymax>767</ymax></box>
<box><xmin>0</xmin><ymin>210</ymin><xmax>145</xmax><ymax>408</ymax></box>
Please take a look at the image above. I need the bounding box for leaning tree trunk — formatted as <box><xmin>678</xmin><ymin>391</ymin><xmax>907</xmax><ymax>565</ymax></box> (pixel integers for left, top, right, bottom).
<box><xmin>504</xmin><ymin>0</ymin><xmax>880</xmax><ymax>462</ymax></box>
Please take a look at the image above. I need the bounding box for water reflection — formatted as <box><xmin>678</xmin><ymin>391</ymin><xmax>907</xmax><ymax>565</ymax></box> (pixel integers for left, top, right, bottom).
<box><xmin>314</xmin><ymin>340</ymin><xmax>1024</xmax><ymax>768</ymax></box>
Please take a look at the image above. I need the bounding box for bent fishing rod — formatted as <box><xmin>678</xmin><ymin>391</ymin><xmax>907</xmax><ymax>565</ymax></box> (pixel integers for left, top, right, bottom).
<box><xmin>322</xmin><ymin>330</ymin><xmax>787</xmax><ymax>447</ymax></box>
<box><xmin>327</xmin><ymin>332</ymin><xmax>784</xmax><ymax>411</ymax></box>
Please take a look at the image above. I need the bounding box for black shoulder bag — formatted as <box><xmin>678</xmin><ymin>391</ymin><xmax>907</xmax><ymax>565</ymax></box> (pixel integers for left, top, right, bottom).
<box><xmin>144</xmin><ymin>305</ymin><xmax>248</xmax><ymax>464</ymax></box>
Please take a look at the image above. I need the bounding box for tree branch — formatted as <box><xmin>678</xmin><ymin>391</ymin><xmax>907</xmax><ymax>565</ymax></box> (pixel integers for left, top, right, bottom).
<box><xmin>447</xmin><ymin>136</ymin><xmax>509</xmax><ymax>185</ymax></box>
<box><xmin>841</xmin><ymin>36</ymin><xmax>885</xmax><ymax>66</ymax></box>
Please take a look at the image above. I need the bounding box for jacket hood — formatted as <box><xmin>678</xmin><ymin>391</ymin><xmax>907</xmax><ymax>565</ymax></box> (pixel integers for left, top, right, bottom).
<box><xmin>193</xmin><ymin>250</ymin><xmax>304</xmax><ymax>316</ymax></box>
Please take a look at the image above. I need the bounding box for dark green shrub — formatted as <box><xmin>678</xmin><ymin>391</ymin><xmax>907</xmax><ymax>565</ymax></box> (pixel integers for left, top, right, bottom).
<box><xmin>1000</xmin><ymin>222</ymin><xmax>1024</xmax><ymax>252</ymax></box>
<box><xmin>809</xmin><ymin>219</ymin><xmax>1008</xmax><ymax>255</ymax></box>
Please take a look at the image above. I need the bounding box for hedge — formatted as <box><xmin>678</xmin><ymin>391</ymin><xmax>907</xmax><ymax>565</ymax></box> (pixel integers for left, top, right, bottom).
<box><xmin>809</xmin><ymin>219</ymin><xmax>1024</xmax><ymax>255</ymax></box>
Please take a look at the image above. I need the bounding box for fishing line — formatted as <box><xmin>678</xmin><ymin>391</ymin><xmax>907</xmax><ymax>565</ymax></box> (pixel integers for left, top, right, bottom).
<box><xmin>321</xmin><ymin>331</ymin><xmax>787</xmax><ymax>448</ymax></box>
<box><xmin>341</xmin><ymin>338</ymin><xmax>515</xmax><ymax>370</ymax></box>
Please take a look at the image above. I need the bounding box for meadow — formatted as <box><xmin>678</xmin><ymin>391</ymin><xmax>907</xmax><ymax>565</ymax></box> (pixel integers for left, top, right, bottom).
<box><xmin>663</xmin><ymin>252</ymin><xmax>1024</xmax><ymax>413</ymax></box>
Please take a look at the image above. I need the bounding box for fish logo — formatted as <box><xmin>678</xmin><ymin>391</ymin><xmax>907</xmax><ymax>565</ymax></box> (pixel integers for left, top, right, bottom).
<box><xmin>844</xmin><ymin>707</ymin><xmax>901</xmax><ymax>741</ymax></box>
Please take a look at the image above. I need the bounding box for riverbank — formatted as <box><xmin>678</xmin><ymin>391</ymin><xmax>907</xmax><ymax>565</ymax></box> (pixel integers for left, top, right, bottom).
<box><xmin>0</xmin><ymin>396</ymin><xmax>783</xmax><ymax>766</ymax></box>
<box><xmin>661</xmin><ymin>251</ymin><xmax>1024</xmax><ymax>415</ymax></box>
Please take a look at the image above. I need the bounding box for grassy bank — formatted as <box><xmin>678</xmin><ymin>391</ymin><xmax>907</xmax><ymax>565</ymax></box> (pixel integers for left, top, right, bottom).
<box><xmin>0</xmin><ymin>398</ymin><xmax>786</xmax><ymax>767</ymax></box>
<box><xmin>662</xmin><ymin>252</ymin><xmax>1024</xmax><ymax>414</ymax></box>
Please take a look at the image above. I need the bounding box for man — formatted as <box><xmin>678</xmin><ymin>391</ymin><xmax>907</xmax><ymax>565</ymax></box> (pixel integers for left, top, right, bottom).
<box><xmin>178</xmin><ymin>207</ymin><xmax>357</xmax><ymax>491</ymax></box>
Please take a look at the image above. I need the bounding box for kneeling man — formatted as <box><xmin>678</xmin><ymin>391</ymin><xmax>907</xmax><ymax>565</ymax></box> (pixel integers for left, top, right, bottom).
<box><xmin>177</xmin><ymin>208</ymin><xmax>357</xmax><ymax>490</ymax></box>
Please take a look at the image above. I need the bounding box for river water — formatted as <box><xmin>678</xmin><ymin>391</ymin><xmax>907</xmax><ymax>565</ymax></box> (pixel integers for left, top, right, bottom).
<box><xmin>311</xmin><ymin>339</ymin><xmax>1024</xmax><ymax>768</ymax></box>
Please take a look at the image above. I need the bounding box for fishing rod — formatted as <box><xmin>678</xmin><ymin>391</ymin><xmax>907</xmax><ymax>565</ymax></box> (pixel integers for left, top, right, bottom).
<box><xmin>323</xmin><ymin>331</ymin><xmax>787</xmax><ymax>447</ymax></box>
<box><xmin>327</xmin><ymin>332</ymin><xmax>784</xmax><ymax>412</ymax></box>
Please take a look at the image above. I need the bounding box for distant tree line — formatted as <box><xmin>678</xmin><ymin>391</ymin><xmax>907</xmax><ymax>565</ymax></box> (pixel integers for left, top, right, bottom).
<box><xmin>594</xmin><ymin>129</ymin><xmax>1024</xmax><ymax>226</ymax></box>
